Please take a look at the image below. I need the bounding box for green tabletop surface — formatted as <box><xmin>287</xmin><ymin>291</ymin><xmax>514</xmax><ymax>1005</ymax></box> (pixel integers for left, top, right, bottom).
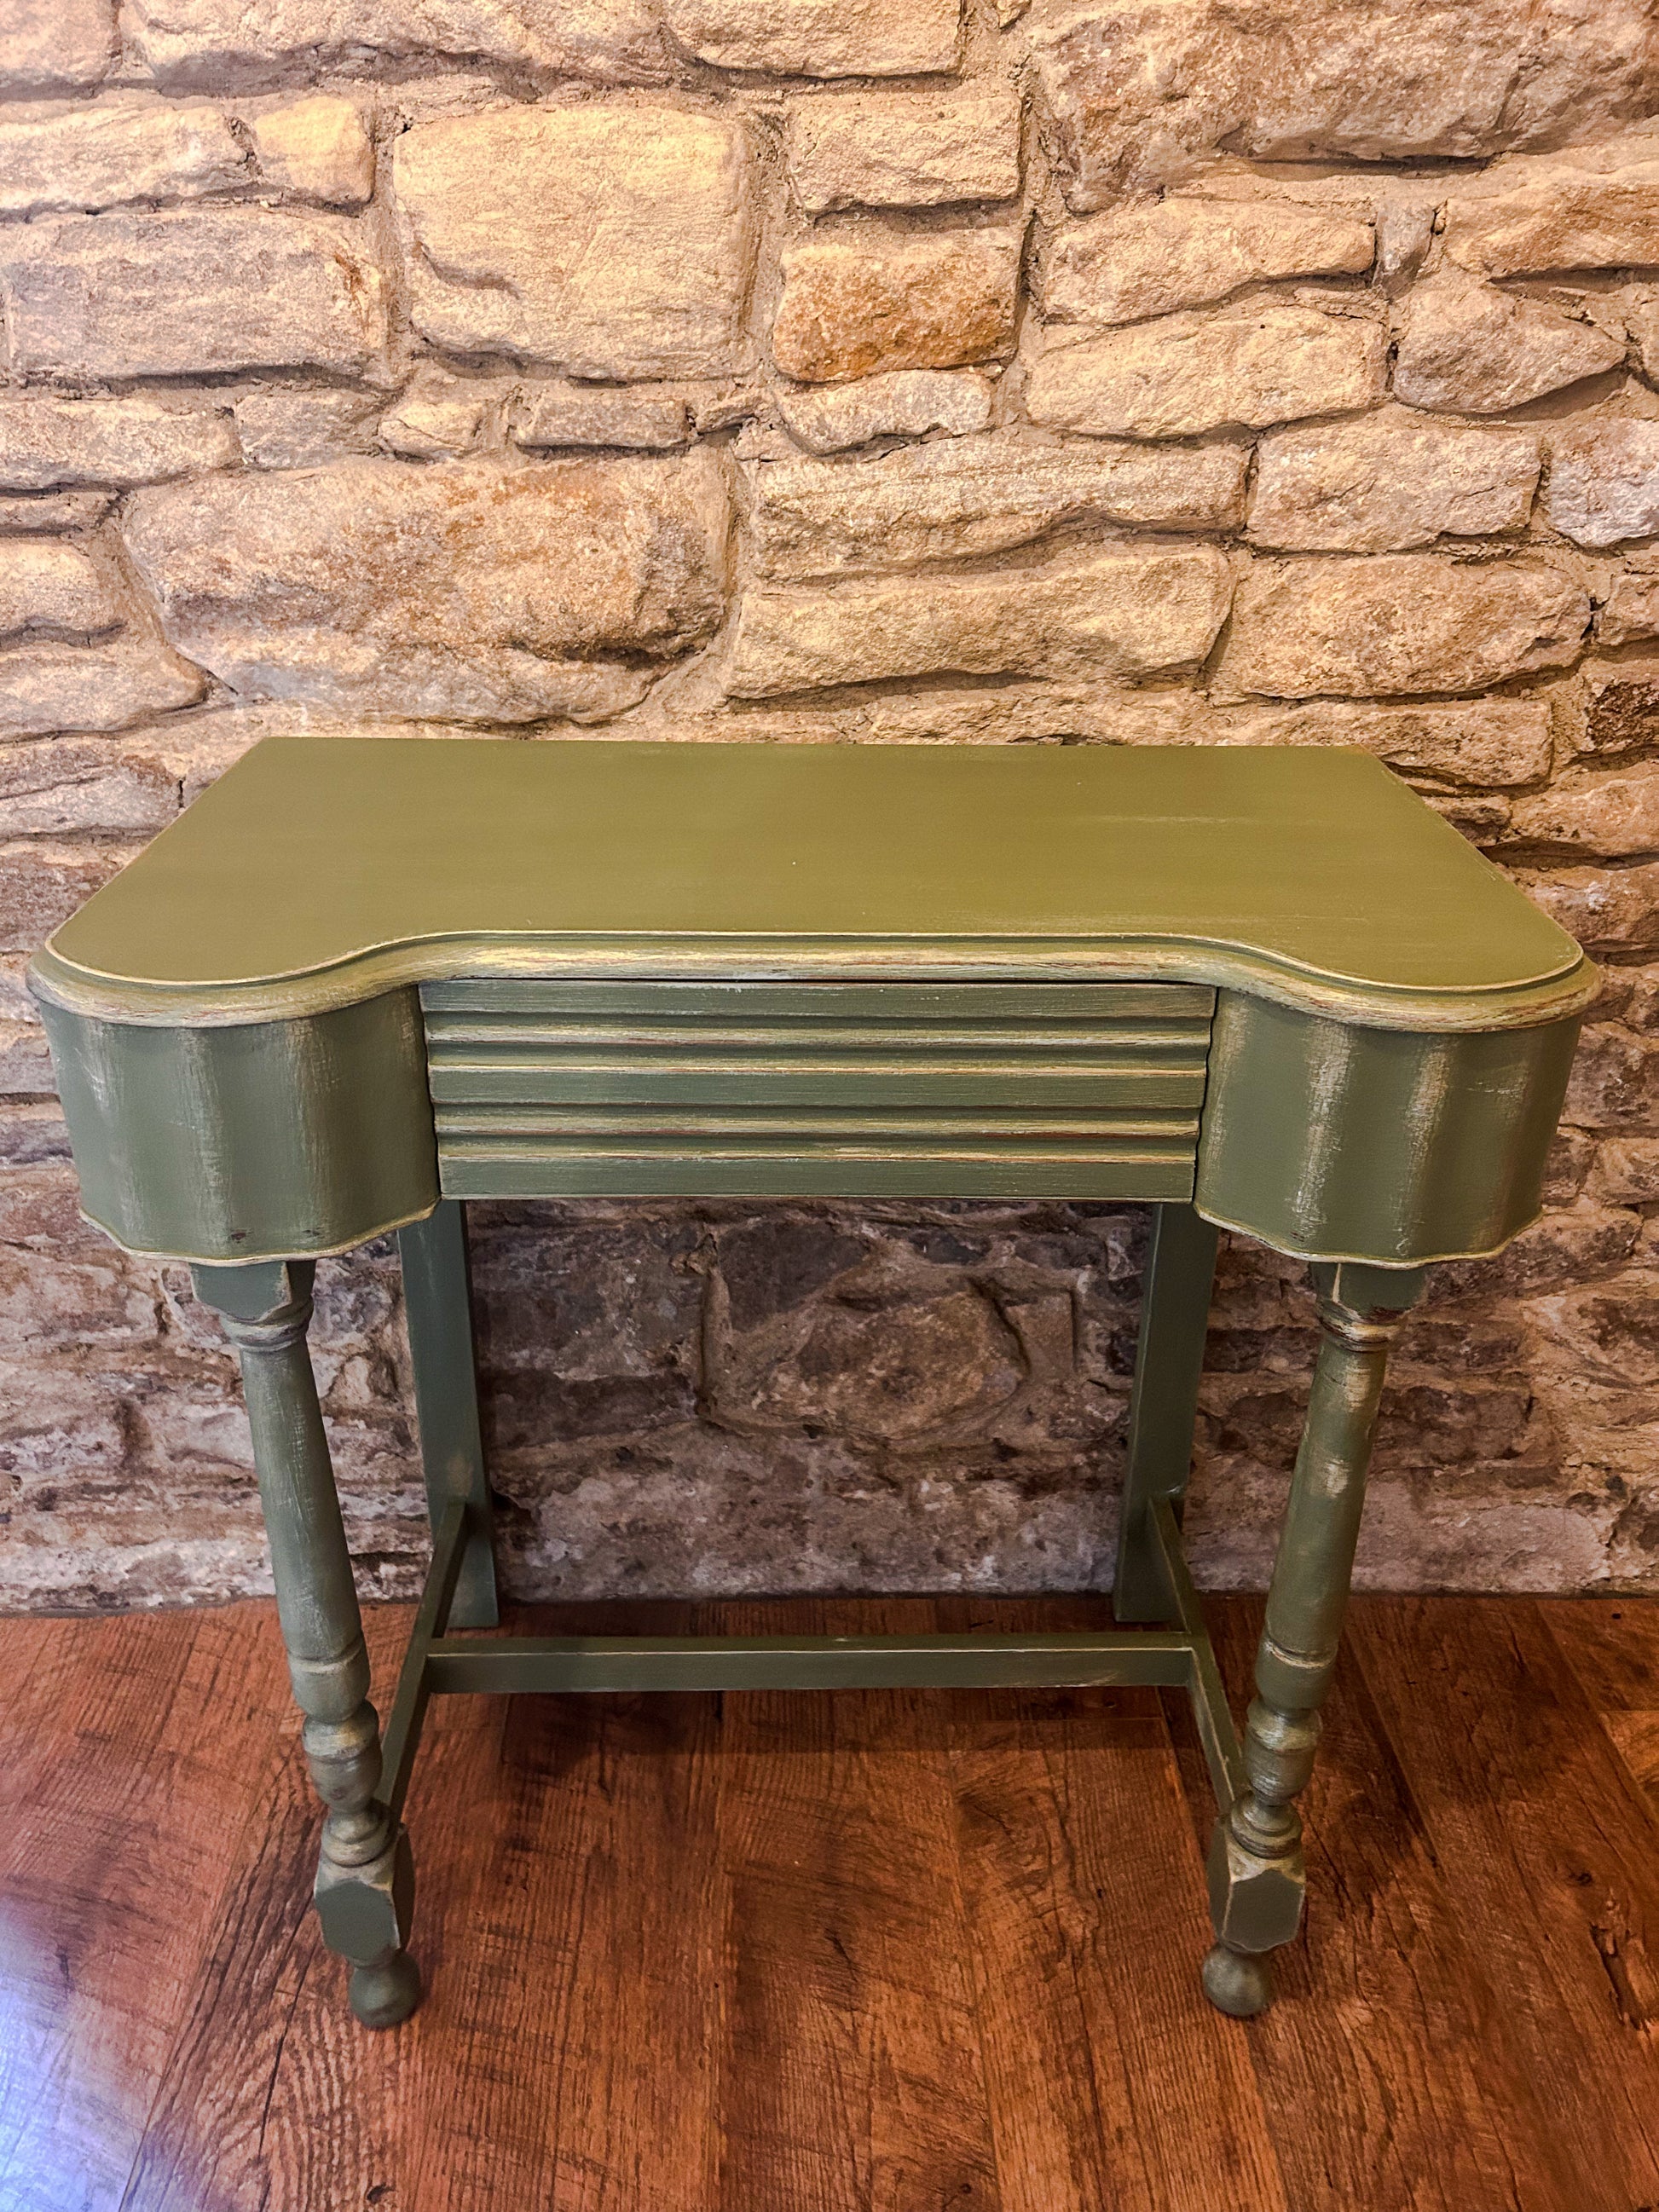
<box><xmin>37</xmin><ymin>736</ymin><xmax>1593</xmax><ymax>1031</ymax></box>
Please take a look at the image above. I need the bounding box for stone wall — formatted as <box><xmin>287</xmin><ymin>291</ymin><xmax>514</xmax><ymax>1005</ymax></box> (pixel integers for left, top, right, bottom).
<box><xmin>3</xmin><ymin>0</ymin><xmax>1658</xmax><ymax>1610</ymax></box>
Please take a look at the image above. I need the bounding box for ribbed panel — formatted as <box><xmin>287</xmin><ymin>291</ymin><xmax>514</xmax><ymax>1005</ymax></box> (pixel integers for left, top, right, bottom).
<box><xmin>422</xmin><ymin>979</ymin><xmax>1213</xmax><ymax>1199</ymax></box>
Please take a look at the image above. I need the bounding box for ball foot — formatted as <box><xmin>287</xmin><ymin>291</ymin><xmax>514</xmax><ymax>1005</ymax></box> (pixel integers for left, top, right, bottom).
<box><xmin>350</xmin><ymin>1949</ymin><xmax>422</xmax><ymax>2030</ymax></box>
<box><xmin>1201</xmin><ymin>1942</ymin><xmax>1274</xmax><ymax>2019</ymax></box>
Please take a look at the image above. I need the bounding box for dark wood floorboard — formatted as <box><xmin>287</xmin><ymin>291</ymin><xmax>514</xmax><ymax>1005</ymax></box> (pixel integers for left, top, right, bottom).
<box><xmin>1546</xmin><ymin>1594</ymin><xmax>1659</xmax><ymax>1817</ymax></box>
<box><xmin>1</xmin><ymin>1594</ymin><xmax>1656</xmax><ymax>2212</ymax></box>
<box><xmin>1186</xmin><ymin>1601</ymin><xmax>1584</xmax><ymax>2212</ymax></box>
<box><xmin>0</xmin><ymin>1609</ymin><xmax>290</xmax><ymax>2212</ymax></box>
<box><xmin>1350</xmin><ymin>1597</ymin><xmax>1659</xmax><ymax>2212</ymax></box>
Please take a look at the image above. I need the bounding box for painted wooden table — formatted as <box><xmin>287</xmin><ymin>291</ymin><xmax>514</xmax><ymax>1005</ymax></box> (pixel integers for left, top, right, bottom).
<box><xmin>31</xmin><ymin>736</ymin><xmax>1595</xmax><ymax>2030</ymax></box>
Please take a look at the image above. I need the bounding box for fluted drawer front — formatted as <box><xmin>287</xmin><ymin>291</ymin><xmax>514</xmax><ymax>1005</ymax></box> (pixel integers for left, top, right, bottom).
<box><xmin>421</xmin><ymin>979</ymin><xmax>1214</xmax><ymax>1198</ymax></box>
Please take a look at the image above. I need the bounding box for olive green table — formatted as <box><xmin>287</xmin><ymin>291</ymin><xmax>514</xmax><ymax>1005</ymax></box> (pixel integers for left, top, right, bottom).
<box><xmin>30</xmin><ymin>736</ymin><xmax>1594</xmax><ymax>2030</ymax></box>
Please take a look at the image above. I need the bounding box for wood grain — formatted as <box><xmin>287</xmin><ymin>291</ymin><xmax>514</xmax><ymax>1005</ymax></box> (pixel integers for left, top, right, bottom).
<box><xmin>1182</xmin><ymin>1599</ymin><xmax>1583</xmax><ymax>2212</ymax></box>
<box><xmin>714</xmin><ymin>1598</ymin><xmax>999</xmax><ymax>2212</ymax></box>
<box><xmin>1546</xmin><ymin>1594</ymin><xmax>1659</xmax><ymax>1817</ymax></box>
<box><xmin>1350</xmin><ymin>1597</ymin><xmax>1659</xmax><ymax>2212</ymax></box>
<box><xmin>3</xmin><ymin>1596</ymin><xmax>1658</xmax><ymax>2210</ymax></box>
<box><xmin>949</xmin><ymin>1670</ymin><xmax>1287</xmax><ymax>2212</ymax></box>
<box><xmin>0</xmin><ymin>1608</ymin><xmax>288</xmax><ymax>2212</ymax></box>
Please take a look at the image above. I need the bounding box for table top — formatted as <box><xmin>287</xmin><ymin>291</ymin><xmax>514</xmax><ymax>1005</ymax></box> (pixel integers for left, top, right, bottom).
<box><xmin>33</xmin><ymin>736</ymin><xmax>1593</xmax><ymax>1033</ymax></box>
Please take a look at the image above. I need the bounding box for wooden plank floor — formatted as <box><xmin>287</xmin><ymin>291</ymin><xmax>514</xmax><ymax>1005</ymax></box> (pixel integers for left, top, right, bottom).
<box><xmin>1</xmin><ymin>1596</ymin><xmax>1656</xmax><ymax>2212</ymax></box>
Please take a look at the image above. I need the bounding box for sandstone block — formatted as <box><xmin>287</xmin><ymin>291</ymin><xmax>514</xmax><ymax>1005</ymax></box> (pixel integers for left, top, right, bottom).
<box><xmin>1590</xmin><ymin>1137</ymin><xmax>1659</xmax><ymax>1204</ymax></box>
<box><xmin>1037</xmin><ymin>196</ymin><xmax>1373</xmax><ymax>326</ymax></box>
<box><xmin>1517</xmin><ymin>862</ymin><xmax>1659</xmax><ymax>953</ymax></box>
<box><xmin>0</xmin><ymin>0</ymin><xmax>114</xmax><ymax>92</ymax></box>
<box><xmin>1582</xmin><ymin>663</ymin><xmax>1659</xmax><ymax>755</ymax></box>
<box><xmin>660</xmin><ymin>0</ymin><xmax>962</xmax><ymax>76</ymax></box>
<box><xmin>0</xmin><ymin>97</ymin><xmax>248</xmax><ymax>217</ymax></box>
<box><xmin>0</xmin><ymin>396</ymin><xmax>238</xmax><ymax>490</ymax></box>
<box><xmin>0</xmin><ymin>734</ymin><xmax>181</xmax><ymax>835</ymax></box>
<box><xmin>124</xmin><ymin>0</ymin><xmax>672</xmax><ymax>84</ymax></box>
<box><xmin>1242</xmin><ymin>700</ymin><xmax>1554</xmax><ymax>788</ymax></box>
<box><xmin>1559</xmin><ymin>1024</ymin><xmax>1659</xmax><ymax>1128</ymax></box>
<box><xmin>772</xmin><ymin>228</ymin><xmax>1020</xmax><ymax>384</ymax></box>
<box><xmin>1510</xmin><ymin>764</ymin><xmax>1659</xmax><ymax>859</ymax></box>
<box><xmin>1031</xmin><ymin>0</ymin><xmax>1659</xmax><ymax>209</ymax></box>
<box><xmin>0</xmin><ymin>492</ymin><xmax>113</xmax><ymax>532</ymax></box>
<box><xmin>1026</xmin><ymin>300</ymin><xmax>1384</xmax><ymax>440</ymax></box>
<box><xmin>1602</xmin><ymin>556</ymin><xmax>1659</xmax><ymax>649</ymax></box>
<box><xmin>393</xmin><ymin>106</ymin><xmax>753</xmax><ymax>380</ymax></box>
<box><xmin>776</xmin><ymin>367</ymin><xmax>996</xmax><ymax>453</ymax></box>
<box><xmin>0</xmin><ymin>636</ymin><xmax>205</xmax><ymax>738</ymax></box>
<box><xmin>1444</xmin><ymin>165</ymin><xmax>1659</xmax><ymax>279</ymax></box>
<box><xmin>725</xmin><ymin>544</ymin><xmax>1233</xmax><ymax>695</ymax></box>
<box><xmin>1392</xmin><ymin>277</ymin><xmax>1624</xmax><ymax>414</ymax></box>
<box><xmin>786</xmin><ymin>85</ymin><xmax>1020</xmax><ymax>212</ymax></box>
<box><xmin>122</xmin><ymin>454</ymin><xmax>730</xmax><ymax>724</ymax></box>
<box><xmin>230</xmin><ymin>389</ymin><xmax>377</xmax><ymax>469</ymax></box>
<box><xmin>0</xmin><ymin>541</ymin><xmax>119</xmax><ymax>639</ymax></box>
<box><xmin>746</xmin><ymin>429</ymin><xmax>1247</xmax><ymax>576</ymax></box>
<box><xmin>1527</xmin><ymin>1270</ymin><xmax>1659</xmax><ymax>1386</ymax></box>
<box><xmin>1546</xmin><ymin>423</ymin><xmax>1659</xmax><ymax>550</ymax></box>
<box><xmin>0</xmin><ymin>838</ymin><xmax>137</xmax><ymax>949</ymax></box>
<box><xmin>0</xmin><ymin>209</ymin><xmax>387</xmax><ymax>378</ymax></box>
<box><xmin>1222</xmin><ymin>556</ymin><xmax>1588</xmax><ymax>699</ymax></box>
<box><xmin>512</xmin><ymin>382</ymin><xmax>693</xmax><ymax>452</ymax></box>
<box><xmin>250</xmin><ymin>95</ymin><xmax>373</xmax><ymax>207</ymax></box>
<box><xmin>379</xmin><ymin>380</ymin><xmax>486</xmax><ymax>459</ymax></box>
<box><xmin>1248</xmin><ymin>409</ymin><xmax>1540</xmax><ymax>553</ymax></box>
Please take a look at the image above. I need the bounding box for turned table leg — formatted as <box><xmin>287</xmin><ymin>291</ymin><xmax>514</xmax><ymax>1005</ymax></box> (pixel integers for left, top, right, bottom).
<box><xmin>1203</xmin><ymin>1259</ymin><xmax>1424</xmax><ymax>2019</ymax></box>
<box><xmin>193</xmin><ymin>1257</ymin><xmax>420</xmax><ymax>2030</ymax></box>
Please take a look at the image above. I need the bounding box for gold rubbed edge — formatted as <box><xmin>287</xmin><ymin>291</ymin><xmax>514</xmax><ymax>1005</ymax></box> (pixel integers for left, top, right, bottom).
<box><xmin>71</xmin><ymin>1195</ymin><xmax>442</xmax><ymax>1269</ymax></box>
<box><xmin>27</xmin><ymin>935</ymin><xmax>1601</xmax><ymax>1039</ymax></box>
<box><xmin>1192</xmin><ymin>1198</ymin><xmax>1535</xmax><ymax>1271</ymax></box>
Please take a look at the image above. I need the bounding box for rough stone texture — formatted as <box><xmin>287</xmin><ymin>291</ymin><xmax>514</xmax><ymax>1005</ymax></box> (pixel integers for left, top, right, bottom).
<box><xmin>0</xmin><ymin>208</ymin><xmax>387</xmax><ymax>378</ymax></box>
<box><xmin>0</xmin><ymin>540</ymin><xmax>120</xmax><ymax>639</ymax></box>
<box><xmin>772</xmin><ymin>228</ymin><xmax>1020</xmax><ymax>384</ymax></box>
<box><xmin>1026</xmin><ymin>299</ymin><xmax>1385</xmax><ymax>439</ymax></box>
<box><xmin>512</xmin><ymin>381</ymin><xmax>693</xmax><ymax>453</ymax></box>
<box><xmin>123</xmin><ymin>0</ymin><xmax>673</xmax><ymax>84</ymax></box>
<box><xmin>1392</xmin><ymin>277</ymin><xmax>1626</xmax><ymax>413</ymax></box>
<box><xmin>229</xmin><ymin>388</ymin><xmax>377</xmax><ymax>469</ymax></box>
<box><xmin>0</xmin><ymin>0</ymin><xmax>115</xmax><ymax>93</ymax></box>
<box><xmin>725</xmin><ymin>545</ymin><xmax>1232</xmax><ymax>694</ymax></box>
<box><xmin>1444</xmin><ymin>161</ymin><xmax>1659</xmax><ymax>277</ymax></box>
<box><xmin>785</xmin><ymin>86</ymin><xmax>1021</xmax><ymax>211</ymax></box>
<box><xmin>379</xmin><ymin>376</ymin><xmax>485</xmax><ymax>459</ymax></box>
<box><xmin>1601</xmin><ymin>554</ymin><xmax>1659</xmax><ymax>647</ymax></box>
<box><xmin>660</xmin><ymin>0</ymin><xmax>962</xmax><ymax>78</ymax></box>
<box><xmin>393</xmin><ymin>107</ymin><xmax>754</xmax><ymax>378</ymax></box>
<box><xmin>0</xmin><ymin>734</ymin><xmax>182</xmax><ymax>835</ymax></box>
<box><xmin>0</xmin><ymin>97</ymin><xmax>249</xmax><ymax>216</ymax></box>
<box><xmin>1248</xmin><ymin>409</ymin><xmax>1540</xmax><ymax>552</ymax></box>
<box><xmin>122</xmin><ymin>453</ymin><xmax>730</xmax><ymax>723</ymax></box>
<box><xmin>1222</xmin><ymin>556</ymin><xmax>1588</xmax><ymax>698</ymax></box>
<box><xmin>1510</xmin><ymin>764</ymin><xmax>1659</xmax><ymax>857</ymax></box>
<box><xmin>746</xmin><ymin>430</ymin><xmax>1246</xmax><ymax>575</ymax></box>
<box><xmin>0</xmin><ymin>492</ymin><xmax>113</xmax><ymax>533</ymax></box>
<box><xmin>0</xmin><ymin>396</ymin><xmax>239</xmax><ymax>491</ymax></box>
<box><xmin>0</xmin><ymin>635</ymin><xmax>205</xmax><ymax>738</ymax></box>
<box><xmin>249</xmin><ymin>95</ymin><xmax>373</xmax><ymax>207</ymax></box>
<box><xmin>1241</xmin><ymin>699</ymin><xmax>1556</xmax><ymax>787</ymax></box>
<box><xmin>1517</xmin><ymin>863</ymin><xmax>1659</xmax><ymax>952</ymax></box>
<box><xmin>3</xmin><ymin>32</ymin><xmax>1659</xmax><ymax>1613</ymax></box>
<box><xmin>1546</xmin><ymin>421</ymin><xmax>1659</xmax><ymax>549</ymax></box>
<box><xmin>775</xmin><ymin>367</ymin><xmax>997</xmax><ymax>452</ymax></box>
<box><xmin>1037</xmin><ymin>197</ymin><xmax>1374</xmax><ymax>325</ymax></box>
<box><xmin>1030</xmin><ymin>0</ymin><xmax>1659</xmax><ymax>207</ymax></box>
